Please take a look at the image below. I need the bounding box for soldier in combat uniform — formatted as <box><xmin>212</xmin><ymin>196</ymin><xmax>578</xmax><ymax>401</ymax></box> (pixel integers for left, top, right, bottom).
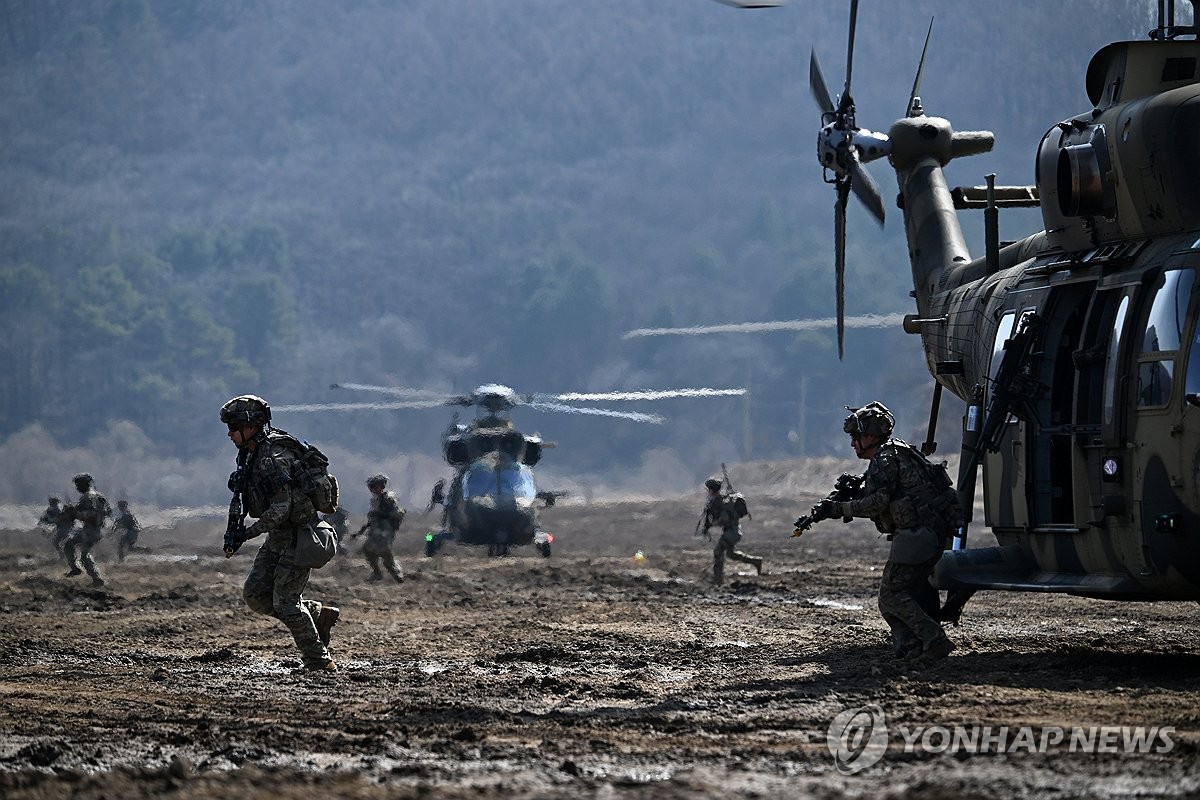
<box><xmin>112</xmin><ymin>500</ymin><xmax>147</xmax><ymax>561</ymax></box>
<box><xmin>220</xmin><ymin>395</ymin><xmax>340</xmax><ymax>672</ymax></box>
<box><xmin>64</xmin><ymin>473</ymin><xmax>111</xmax><ymax>588</ymax></box>
<box><xmin>39</xmin><ymin>497</ymin><xmax>75</xmax><ymax>561</ymax></box>
<box><xmin>702</xmin><ymin>478</ymin><xmax>762</xmax><ymax>586</ymax></box>
<box><xmin>356</xmin><ymin>474</ymin><xmax>405</xmax><ymax>583</ymax></box>
<box><xmin>813</xmin><ymin>402</ymin><xmax>959</xmax><ymax>664</ymax></box>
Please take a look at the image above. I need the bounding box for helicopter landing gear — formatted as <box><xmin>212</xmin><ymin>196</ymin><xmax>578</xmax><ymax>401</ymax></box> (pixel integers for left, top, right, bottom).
<box><xmin>533</xmin><ymin>530</ymin><xmax>554</xmax><ymax>558</ymax></box>
<box><xmin>424</xmin><ymin>531</ymin><xmax>451</xmax><ymax>557</ymax></box>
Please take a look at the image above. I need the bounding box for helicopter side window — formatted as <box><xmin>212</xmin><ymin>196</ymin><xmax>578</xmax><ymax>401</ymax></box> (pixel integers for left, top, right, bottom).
<box><xmin>1136</xmin><ymin>269</ymin><xmax>1195</xmax><ymax>408</ymax></box>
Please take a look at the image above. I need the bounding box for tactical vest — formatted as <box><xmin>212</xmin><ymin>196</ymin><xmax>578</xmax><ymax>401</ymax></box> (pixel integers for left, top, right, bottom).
<box><xmin>883</xmin><ymin>439</ymin><xmax>962</xmax><ymax>539</ymax></box>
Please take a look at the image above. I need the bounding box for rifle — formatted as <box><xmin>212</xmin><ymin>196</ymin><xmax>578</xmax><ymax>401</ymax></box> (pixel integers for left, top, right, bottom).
<box><xmin>694</xmin><ymin>509</ymin><xmax>712</xmax><ymax>541</ymax></box>
<box><xmin>792</xmin><ymin>473</ymin><xmax>864</xmax><ymax>537</ymax></box>
<box><xmin>352</xmin><ymin>522</ymin><xmax>370</xmax><ymax>539</ymax></box>
<box><xmin>223</xmin><ymin>454</ymin><xmax>248</xmax><ymax>557</ymax></box>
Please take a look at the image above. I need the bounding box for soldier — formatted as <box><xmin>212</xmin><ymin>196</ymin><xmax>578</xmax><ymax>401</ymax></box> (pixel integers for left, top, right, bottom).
<box><xmin>814</xmin><ymin>401</ymin><xmax>960</xmax><ymax>664</ymax></box>
<box><xmin>702</xmin><ymin>478</ymin><xmax>762</xmax><ymax>585</ymax></box>
<box><xmin>112</xmin><ymin>500</ymin><xmax>147</xmax><ymax>561</ymax></box>
<box><xmin>220</xmin><ymin>395</ymin><xmax>340</xmax><ymax>672</ymax></box>
<box><xmin>355</xmin><ymin>474</ymin><xmax>405</xmax><ymax>583</ymax></box>
<box><xmin>38</xmin><ymin>497</ymin><xmax>75</xmax><ymax>560</ymax></box>
<box><xmin>63</xmin><ymin>474</ymin><xmax>111</xmax><ymax>588</ymax></box>
<box><xmin>321</xmin><ymin>505</ymin><xmax>351</xmax><ymax>555</ymax></box>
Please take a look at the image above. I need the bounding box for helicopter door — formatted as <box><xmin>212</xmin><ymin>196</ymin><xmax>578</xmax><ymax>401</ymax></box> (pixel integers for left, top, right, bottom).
<box><xmin>1071</xmin><ymin>288</ymin><xmax>1131</xmax><ymax>527</ymax></box>
<box><xmin>1133</xmin><ymin>267</ymin><xmax>1200</xmax><ymax>583</ymax></box>
<box><xmin>1029</xmin><ymin>282</ymin><xmax>1096</xmax><ymax>528</ymax></box>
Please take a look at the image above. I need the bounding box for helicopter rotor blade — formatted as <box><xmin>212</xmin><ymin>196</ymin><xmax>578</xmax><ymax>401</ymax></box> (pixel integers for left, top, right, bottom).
<box><xmin>525</xmin><ymin>401</ymin><xmax>666</xmax><ymax>424</ymax></box>
<box><xmin>907</xmin><ymin>17</ymin><xmax>934</xmax><ymax>118</ymax></box>
<box><xmin>330</xmin><ymin>382</ymin><xmax>457</xmax><ymax>402</ymax></box>
<box><xmin>274</xmin><ymin>400</ymin><xmax>449</xmax><ymax>413</ymax></box>
<box><xmin>621</xmin><ymin>312</ymin><xmax>907</xmax><ymax>338</ymax></box>
<box><xmin>709</xmin><ymin>0</ymin><xmax>790</xmax><ymax>7</ymax></box>
<box><xmin>809</xmin><ymin>48</ymin><xmax>835</xmax><ymax>114</ymax></box>
<box><xmin>847</xmin><ymin>150</ymin><xmax>885</xmax><ymax>225</ymax></box>
<box><xmin>544</xmin><ymin>387</ymin><xmax>747</xmax><ymax>403</ymax></box>
<box><xmin>835</xmin><ymin>177</ymin><xmax>850</xmax><ymax>361</ymax></box>
<box><xmin>841</xmin><ymin>0</ymin><xmax>859</xmax><ymax>114</ymax></box>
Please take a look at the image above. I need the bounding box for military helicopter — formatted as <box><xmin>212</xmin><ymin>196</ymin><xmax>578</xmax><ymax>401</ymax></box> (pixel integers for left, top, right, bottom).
<box><xmin>279</xmin><ymin>382</ymin><xmax>745</xmax><ymax>558</ymax></box>
<box><xmin>640</xmin><ymin>0</ymin><xmax>1200</xmax><ymax>616</ymax></box>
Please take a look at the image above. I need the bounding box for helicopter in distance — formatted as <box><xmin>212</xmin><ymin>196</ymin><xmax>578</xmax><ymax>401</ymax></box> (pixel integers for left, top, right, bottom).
<box><xmin>278</xmin><ymin>382</ymin><xmax>746</xmax><ymax>558</ymax></box>
<box><xmin>639</xmin><ymin>0</ymin><xmax>1200</xmax><ymax>620</ymax></box>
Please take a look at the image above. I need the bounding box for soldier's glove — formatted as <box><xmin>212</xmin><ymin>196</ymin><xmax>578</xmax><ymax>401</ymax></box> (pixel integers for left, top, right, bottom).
<box><xmin>814</xmin><ymin>498</ymin><xmax>840</xmax><ymax>521</ymax></box>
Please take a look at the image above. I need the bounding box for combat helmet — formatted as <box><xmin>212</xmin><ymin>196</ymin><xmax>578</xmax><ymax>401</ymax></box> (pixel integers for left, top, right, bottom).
<box><xmin>843</xmin><ymin>401</ymin><xmax>895</xmax><ymax>439</ymax></box>
<box><xmin>220</xmin><ymin>395</ymin><xmax>272</xmax><ymax>428</ymax></box>
<box><xmin>49</xmin><ymin>496</ymin><xmax>60</xmax><ymax>504</ymax></box>
<box><xmin>704</xmin><ymin>478</ymin><xmax>722</xmax><ymax>493</ymax></box>
<box><xmin>73</xmin><ymin>473</ymin><xmax>94</xmax><ymax>489</ymax></box>
<box><xmin>366</xmin><ymin>473</ymin><xmax>389</xmax><ymax>488</ymax></box>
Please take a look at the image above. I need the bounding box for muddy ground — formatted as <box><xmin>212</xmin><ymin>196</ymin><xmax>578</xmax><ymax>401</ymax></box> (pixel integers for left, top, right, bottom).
<box><xmin>2</xmin><ymin>488</ymin><xmax>1200</xmax><ymax>799</ymax></box>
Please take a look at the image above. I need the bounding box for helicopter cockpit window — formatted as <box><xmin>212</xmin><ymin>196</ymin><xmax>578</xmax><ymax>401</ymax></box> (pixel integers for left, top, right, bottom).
<box><xmin>462</xmin><ymin>462</ymin><xmax>537</xmax><ymax>500</ymax></box>
<box><xmin>497</xmin><ymin>466</ymin><xmax>536</xmax><ymax>500</ymax></box>
<box><xmin>1136</xmin><ymin>269</ymin><xmax>1195</xmax><ymax>408</ymax></box>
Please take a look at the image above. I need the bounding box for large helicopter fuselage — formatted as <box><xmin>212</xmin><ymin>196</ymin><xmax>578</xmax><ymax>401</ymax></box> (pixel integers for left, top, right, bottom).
<box><xmin>892</xmin><ymin>39</ymin><xmax>1200</xmax><ymax>600</ymax></box>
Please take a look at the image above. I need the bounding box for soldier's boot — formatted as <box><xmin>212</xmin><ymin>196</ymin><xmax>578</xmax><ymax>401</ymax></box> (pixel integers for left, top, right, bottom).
<box><xmin>908</xmin><ymin>636</ymin><xmax>955</xmax><ymax>666</ymax></box>
<box><xmin>302</xmin><ymin>657</ymin><xmax>337</xmax><ymax>672</ymax></box>
<box><xmin>390</xmin><ymin>569</ymin><xmax>404</xmax><ymax>584</ymax></box>
<box><xmin>315</xmin><ymin>606</ymin><xmax>340</xmax><ymax>647</ymax></box>
<box><xmin>90</xmin><ymin>575</ymin><xmax>105</xmax><ymax>588</ymax></box>
<box><xmin>65</xmin><ymin>568</ymin><xmax>83</xmax><ymax>577</ymax></box>
<box><xmin>751</xmin><ymin>557</ymin><xmax>764</xmax><ymax>575</ymax></box>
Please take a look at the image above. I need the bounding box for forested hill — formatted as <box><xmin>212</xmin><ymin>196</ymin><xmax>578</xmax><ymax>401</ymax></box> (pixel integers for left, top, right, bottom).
<box><xmin>0</xmin><ymin>0</ymin><xmax>1157</xmax><ymax>504</ymax></box>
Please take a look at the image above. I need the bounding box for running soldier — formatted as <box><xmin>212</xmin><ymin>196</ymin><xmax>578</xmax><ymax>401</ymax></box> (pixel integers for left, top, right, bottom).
<box><xmin>112</xmin><ymin>500</ymin><xmax>147</xmax><ymax>561</ymax></box>
<box><xmin>220</xmin><ymin>395</ymin><xmax>341</xmax><ymax>672</ymax></box>
<box><xmin>64</xmin><ymin>473</ymin><xmax>111</xmax><ymax>588</ymax></box>
<box><xmin>701</xmin><ymin>478</ymin><xmax>762</xmax><ymax>585</ymax></box>
<box><xmin>39</xmin><ymin>497</ymin><xmax>75</xmax><ymax>561</ymax></box>
<box><xmin>355</xmin><ymin>474</ymin><xmax>404</xmax><ymax>583</ymax></box>
<box><xmin>806</xmin><ymin>402</ymin><xmax>960</xmax><ymax>664</ymax></box>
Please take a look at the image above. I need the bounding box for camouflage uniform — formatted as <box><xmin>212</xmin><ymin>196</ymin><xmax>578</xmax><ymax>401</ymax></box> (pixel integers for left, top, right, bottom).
<box><xmin>222</xmin><ymin>394</ymin><xmax>340</xmax><ymax>671</ymax></box>
<box><xmin>64</xmin><ymin>475</ymin><xmax>111</xmax><ymax>587</ymax></box>
<box><xmin>703</xmin><ymin>480</ymin><xmax>762</xmax><ymax>585</ymax></box>
<box><xmin>39</xmin><ymin>499</ymin><xmax>74</xmax><ymax>561</ymax></box>
<box><xmin>236</xmin><ymin>431</ymin><xmax>336</xmax><ymax>669</ymax></box>
<box><xmin>837</xmin><ymin>437</ymin><xmax>959</xmax><ymax>659</ymax></box>
<box><xmin>112</xmin><ymin>502</ymin><xmax>144</xmax><ymax>561</ymax></box>
<box><xmin>363</xmin><ymin>477</ymin><xmax>404</xmax><ymax>583</ymax></box>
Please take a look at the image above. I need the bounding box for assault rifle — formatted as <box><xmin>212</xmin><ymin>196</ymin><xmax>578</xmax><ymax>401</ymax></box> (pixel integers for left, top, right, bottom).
<box><xmin>223</xmin><ymin>455</ymin><xmax>248</xmax><ymax>557</ymax></box>
<box><xmin>792</xmin><ymin>473</ymin><xmax>864</xmax><ymax>537</ymax></box>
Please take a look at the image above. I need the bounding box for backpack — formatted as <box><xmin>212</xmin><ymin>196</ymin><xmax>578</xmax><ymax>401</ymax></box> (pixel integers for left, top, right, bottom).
<box><xmin>271</xmin><ymin>430</ymin><xmax>340</xmax><ymax>515</ymax></box>
<box><xmin>723</xmin><ymin>492</ymin><xmax>751</xmax><ymax>521</ymax></box>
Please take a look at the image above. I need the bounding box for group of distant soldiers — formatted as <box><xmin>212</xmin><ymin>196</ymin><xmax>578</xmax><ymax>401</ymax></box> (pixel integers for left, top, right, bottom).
<box><xmin>35</xmin><ymin>473</ymin><xmax>145</xmax><ymax>588</ymax></box>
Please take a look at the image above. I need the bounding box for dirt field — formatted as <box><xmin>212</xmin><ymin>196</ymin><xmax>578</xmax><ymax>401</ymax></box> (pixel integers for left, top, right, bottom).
<box><xmin>2</xmin><ymin>488</ymin><xmax>1199</xmax><ymax>799</ymax></box>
